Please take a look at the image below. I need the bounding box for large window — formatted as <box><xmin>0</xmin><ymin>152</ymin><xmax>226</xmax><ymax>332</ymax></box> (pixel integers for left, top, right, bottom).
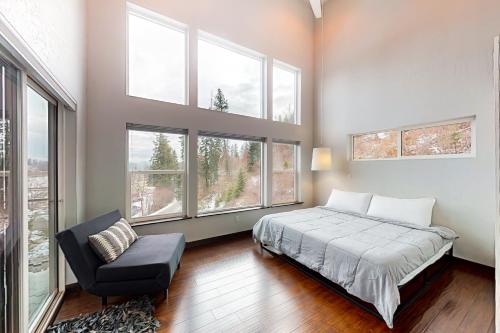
<box><xmin>127</xmin><ymin>3</ymin><xmax>187</xmax><ymax>104</ymax></box>
<box><xmin>352</xmin><ymin>117</ymin><xmax>475</xmax><ymax>160</ymax></box>
<box><xmin>127</xmin><ymin>127</ymin><xmax>186</xmax><ymax>222</ymax></box>
<box><xmin>273</xmin><ymin>61</ymin><xmax>300</xmax><ymax>124</ymax></box>
<box><xmin>198</xmin><ymin>33</ymin><xmax>265</xmax><ymax>118</ymax></box>
<box><xmin>197</xmin><ymin>134</ymin><xmax>263</xmax><ymax>214</ymax></box>
<box><xmin>272</xmin><ymin>142</ymin><xmax>299</xmax><ymax>204</ymax></box>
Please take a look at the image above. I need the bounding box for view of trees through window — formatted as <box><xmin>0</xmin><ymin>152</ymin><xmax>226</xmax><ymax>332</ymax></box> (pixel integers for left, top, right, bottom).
<box><xmin>273</xmin><ymin>63</ymin><xmax>298</xmax><ymax>124</ymax></box>
<box><xmin>128</xmin><ymin>130</ymin><xmax>185</xmax><ymax>221</ymax></box>
<box><xmin>198</xmin><ymin>36</ymin><xmax>264</xmax><ymax>118</ymax></box>
<box><xmin>353</xmin><ymin>131</ymin><xmax>398</xmax><ymax>160</ymax></box>
<box><xmin>272</xmin><ymin>143</ymin><xmax>297</xmax><ymax>204</ymax></box>
<box><xmin>402</xmin><ymin>121</ymin><xmax>472</xmax><ymax>157</ymax></box>
<box><xmin>197</xmin><ymin>135</ymin><xmax>262</xmax><ymax>213</ymax></box>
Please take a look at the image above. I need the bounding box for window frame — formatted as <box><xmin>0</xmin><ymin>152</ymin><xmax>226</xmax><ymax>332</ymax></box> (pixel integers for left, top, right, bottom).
<box><xmin>125</xmin><ymin>125</ymin><xmax>188</xmax><ymax>224</ymax></box>
<box><xmin>350</xmin><ymin>116</ymin><xmax>476</xmax><ymax>161</ymax></box>
<box><xmin>197</xmin><ymin>31</ymin><xmax>267</xmax><ymax>119</ymax></box>
<box><xmin>196</xmin><ymin>131</ymin><xmax>266</xmax><ymax>216</ymax></box>
<box><xmin>271</xmin><ymin>140</ymin><xmax>301</xmax><ymax>206</ymax></box>
<box><xmin>126</xmin><ymin>2</ymin><xmax>189</xmax><ymax>105</ymax></box>
<box><xmin>272</xmin><ymin>60</ymin><xmax>301</xmax><ymax>125</ymax></box>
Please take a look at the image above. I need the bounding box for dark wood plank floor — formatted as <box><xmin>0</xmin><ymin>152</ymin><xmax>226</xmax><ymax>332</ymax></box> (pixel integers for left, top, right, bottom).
<box><xmin>56</xmin><ymin>235</ymin><xmax>495</xmax><ymax>333</ymax></box>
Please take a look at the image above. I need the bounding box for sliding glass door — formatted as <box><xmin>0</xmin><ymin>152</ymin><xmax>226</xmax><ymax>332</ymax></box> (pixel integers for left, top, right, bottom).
<box><xmin>26</xmin><ymin>84</ymin><xmax>58</xmax><ymax>327</ymax></box>
<box><xmin>0</xmin><ymin>57</ymin><xmax>19</xmax><ymax>333</ymax></box>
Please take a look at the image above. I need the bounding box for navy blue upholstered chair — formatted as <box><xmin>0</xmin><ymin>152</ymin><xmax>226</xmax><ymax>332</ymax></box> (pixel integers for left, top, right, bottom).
<box><xmin>56</xmin><ymin>210</ymin><xmax>185</xmax><ymax>305</ymax></box>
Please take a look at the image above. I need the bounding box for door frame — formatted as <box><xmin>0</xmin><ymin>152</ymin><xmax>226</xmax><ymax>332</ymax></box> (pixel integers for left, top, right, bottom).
<box><xmin>493</xmin><ymin>35</ymin><xmax>499</xmax><ymax>332</ymax></box>
<box><xmin>19</xmin><ymin>75</ymin><xmax>66</xmax><ymax>333</ymax></box>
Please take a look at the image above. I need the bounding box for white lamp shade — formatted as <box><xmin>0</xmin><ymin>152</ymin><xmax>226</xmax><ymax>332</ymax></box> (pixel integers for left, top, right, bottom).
<box><xmin>311</xmin><ymin>147</ymin><xmax>332</xmax><ymax>171</ymax></box>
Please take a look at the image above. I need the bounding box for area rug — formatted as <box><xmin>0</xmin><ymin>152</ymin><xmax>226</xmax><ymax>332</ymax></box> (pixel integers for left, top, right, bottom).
<box><xmin>47</xmin><ymin>296</ymin><xmax>160</xmax><ymax>333</ymax></box>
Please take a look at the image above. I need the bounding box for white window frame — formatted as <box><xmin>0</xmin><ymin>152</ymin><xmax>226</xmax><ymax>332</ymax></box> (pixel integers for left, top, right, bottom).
<box><xmin>197</xmin><ymin>31</ymin><xmax>267</xmax><ymax>119</ymax></box>
<box><xmin>126</xmin><ymin>2</ymin><xmax>189</xmax><ymax>105</ymax></box>
<box><xmin>272</xmin><ymin>60</ymin><xmax>301</xmax><ymax>125</ymax></box>
<box><xmin>350</xmin><ymin>116</ymin><xmax>476</xmax><ymax>161</ymax></box>
<box><xmin>271</xmin><ymin>140</ymin><xmax>301</xmax><ymax>205</ymax></box>
<box><xmin>125</xmin><ymin>127</ymin><xmax>188</xmax><ymax>224</ymax></box>
<box><xmin>196</xmin><ymin>132</ymin><xmax>266</xmax><ymax>216</ymax></box>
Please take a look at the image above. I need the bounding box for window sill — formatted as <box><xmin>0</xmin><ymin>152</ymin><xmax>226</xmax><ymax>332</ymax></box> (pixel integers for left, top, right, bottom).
<box><xmin>270</xmin><ymin>201</ymin><xmax>304</xmax><ymax>208</ymax></box>
<box><xmin>196</xmin><ymin>202</ymin><xmax>305</xmax><ymax>218</ymax></box>
<box><xmin>130</xmin><ymin>202</ymin><xmax>306</xmax><ymax>227</ymax></box>
<box><xmin>196</xmin><ymin>206</ymin><xmax>264</xmax><ymax>218</ymax></box>
<box><xmin>131</xmin><ymin>216</ymin><xmax>192</xmax><ymax>227</ymax></box>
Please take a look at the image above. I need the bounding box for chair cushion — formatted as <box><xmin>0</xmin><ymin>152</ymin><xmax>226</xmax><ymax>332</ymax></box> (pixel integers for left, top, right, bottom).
<box><xmin>96</xmin><ymin>233</ymin><xmax>185</xmax><ymax>283</ymax></box>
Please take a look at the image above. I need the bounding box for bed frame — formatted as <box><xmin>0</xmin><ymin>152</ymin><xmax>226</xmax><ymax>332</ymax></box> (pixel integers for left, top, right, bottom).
<box><xmin>259</xmin><ymin>242</ymin><xmax>453</xmax><ymax>323</ymax></box>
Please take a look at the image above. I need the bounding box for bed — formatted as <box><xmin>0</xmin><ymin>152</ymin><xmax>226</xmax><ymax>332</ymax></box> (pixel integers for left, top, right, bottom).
<box><xmin>252</xmin><ymin>206</ymin><xmax>457</xmax><ymax>328</ymax></box>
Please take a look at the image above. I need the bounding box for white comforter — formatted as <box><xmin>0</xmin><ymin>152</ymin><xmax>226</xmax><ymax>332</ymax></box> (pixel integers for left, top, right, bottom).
<box><xmin>252</xmin><ymin>207</ymin><xmax>457</xmax><ymax>328</ymax></box>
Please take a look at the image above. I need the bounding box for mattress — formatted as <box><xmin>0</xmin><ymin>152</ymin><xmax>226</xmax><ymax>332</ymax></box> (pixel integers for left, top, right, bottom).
<box><xmin>253</xmin><ymin>207</ymin><xmax>457</xmax><ymax>328</ymax></box>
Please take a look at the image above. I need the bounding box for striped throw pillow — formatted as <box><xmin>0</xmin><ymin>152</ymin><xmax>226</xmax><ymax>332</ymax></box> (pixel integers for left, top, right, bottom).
<box><xmin>88</xmin><ymin>218</ymin><xmax>138</xmax><ymax>263</ymax></box>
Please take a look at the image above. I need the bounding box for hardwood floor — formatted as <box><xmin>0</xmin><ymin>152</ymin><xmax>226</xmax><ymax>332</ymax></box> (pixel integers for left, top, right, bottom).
<box><xmin>55</xmin><ymin>235</ymin><xmax>495</xmax><ymax>333</ymax></box>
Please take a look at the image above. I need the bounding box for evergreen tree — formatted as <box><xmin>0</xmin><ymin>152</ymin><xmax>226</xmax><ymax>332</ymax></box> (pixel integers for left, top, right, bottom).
<box><xmin>213</xmin><ymin>88</ymin><xmax>229</xmax><ymax>112</ymax></box>
<box><xmin>149</xmin><ymin>134</ymin><xmax>178</xmax><ymax>187</ymax></box>
<box><xmin>198</xmin><ymin>136</ymin><xmax>223</xmax><ymax>189</ymax></box>
<box><xmin>247</xmin><ymin>142</ymin><xmax>260</xmax><ymax>172</ymax></box>
<box><xmin>234</xmin><ymin>167</ymin><xmax>246</xmax><ymax>197</ymax></box>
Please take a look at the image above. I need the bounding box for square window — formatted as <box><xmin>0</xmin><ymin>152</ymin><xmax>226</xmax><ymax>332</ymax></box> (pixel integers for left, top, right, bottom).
<box><xmin>197</xmin><ymin>135</ymin><xmax>262</xmax><ymax>213</ymax></box>
<box><xmin>127</xmin><ymin>129</ymin><xmax>186</xmax><ymax>222</ymax></box>
<box><xmin>198</xmin><ymin>34</ymin><xmax>265</xmax><ymax>118</ymax></box>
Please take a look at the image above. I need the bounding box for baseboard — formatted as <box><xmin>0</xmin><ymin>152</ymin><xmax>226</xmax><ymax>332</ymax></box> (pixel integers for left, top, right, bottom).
<box><xmin>186</xmin><ymin>230</ymin><xmax>252</xmax><ymax>248</ymax></box>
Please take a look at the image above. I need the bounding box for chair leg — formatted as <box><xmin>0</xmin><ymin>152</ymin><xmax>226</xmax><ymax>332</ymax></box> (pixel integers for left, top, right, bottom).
<box><xmin>102</xmin><ymin>296</ymin><xmax>107</xmax><ymax>306</ymax></box>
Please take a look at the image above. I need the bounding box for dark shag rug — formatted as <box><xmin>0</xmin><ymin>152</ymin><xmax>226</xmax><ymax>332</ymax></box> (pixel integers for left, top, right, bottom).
<box><xmin>47</xmin><ymin>296</ymin><xmax>160</xmax><ymax>333</ymax></box>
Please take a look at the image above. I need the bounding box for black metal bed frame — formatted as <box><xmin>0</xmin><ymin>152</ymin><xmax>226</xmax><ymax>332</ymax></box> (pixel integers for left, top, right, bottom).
<box><xmin>259</xmin><ymin>242</ymin><xmax>453</xmax><ymax>323</ymax></box>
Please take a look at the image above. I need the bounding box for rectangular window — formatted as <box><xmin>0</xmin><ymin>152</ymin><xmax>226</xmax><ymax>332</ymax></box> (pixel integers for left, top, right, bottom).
<box><xmin>352</xmin><ymin>117</ymin><xmax>475</xmax><ymax>161</ymax></box>
<box><xmin>352</xmin><ymin>131</ymin><xmax>398</xmax><ymax>160</ymax></box>
<box><xmin>402</xmin><ymin>120</ymin><xmax>473</xmax><ymax>157</ymax></box>
<box><xmin>272</xmin><ymin>142</ymin><xmax>299</xmax><ymax>204</ymax></box>
<box><xmin>197</xmin><ymin>134</ymin><xmax>263</xmax><ymax>214</ymax></box>
<box><xmin>127</xmin><ymin>126</ymin><xmax>187</xmax><ymax>223</ymax></box>
<box><xmin>273</xmin><ymin>61</ymin><xmax>300</xmax><ymax>124</ymax></box>
<box><xmin>127</xmin><ymin>3</ymin><xmax>187</xmax><ymax>104</ymax></box>
<box><xmin>198</xmin><ymin>32</ymin><xmax>265</xmax><ymax>118</ymax></box>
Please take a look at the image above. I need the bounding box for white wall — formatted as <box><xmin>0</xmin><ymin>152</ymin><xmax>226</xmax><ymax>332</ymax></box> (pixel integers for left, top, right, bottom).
<box><xmin>314</xmin><ymin>0</ymin><xmax>500</xmax><ymax>267</ymax></box>
<box><xmin>0</xmin><ymin>0</ymin><xmax>87</xmax><ymax>226</ymax></box>
<box><xmin>86</xmin><ymin>0</ymin><xmax>315</xmax><ymax>240</ymax></box>
<box><xmin>0</xmin><ymin>0</ymin><xmax>87</xmax><ymax>283</ymax></box>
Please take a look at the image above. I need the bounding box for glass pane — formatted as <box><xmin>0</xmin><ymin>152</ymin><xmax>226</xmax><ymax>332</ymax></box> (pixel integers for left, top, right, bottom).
<box><xmin>128</xmin><ymin>130</ymin><xmax>185</xmax><ymax>221</ymax></box>
<box><xmin>130</xmin><ymin>173</ymin><xmax>182</xmax><ymax>218</ymax></box>
<box><xmin>198</xmin><ymin>137</ymin><xmax>261</xmax><ymax>213</ymax></box>
<box><xmin>198</xmin><ymin>38</ymin><xmax>263</xmax><ymax>118</ymax></box>
<box><xmin>273</xmin><ymin>65</ymin><xmax>298</xmax><ymax>124</ymax></box>
<box><xmin>272</xmin><ymin>143</ymin><xmax>296</xmax><ymax>204</ymax></box>
<box><xmin>353</xmin><ymin>131</ymin><xmax>398</xmax><ymax>160</ymax></box>
<box><xmin>128</xmin><ymin>131</ymin><xmax>184</xmax><ymax>171</ymax></box>
<box><xmin>128</xmin><ymin>12</ymin><xmax>186</xmax><ymax>104</ymax></box>
<box><xmin>402</xmin><ymin>121</ymin><xmax>472</xmax><ymax>157</ymax></box>
<box><xmin>27</xmin><ymin>87</ymin><xmax>56</xmax><ymax>323</ymax></box>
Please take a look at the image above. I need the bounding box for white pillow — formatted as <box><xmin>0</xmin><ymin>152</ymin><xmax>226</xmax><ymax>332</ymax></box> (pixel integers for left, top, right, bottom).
<box><xmin>325</xmin><ymin>189</ymin><xmax>373</xmax><ymax>214</ymax></box>
<box><xmin>366</xmin><ymin>195</ymin><xmax>436</xmax><ymax>227</ymax></box>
